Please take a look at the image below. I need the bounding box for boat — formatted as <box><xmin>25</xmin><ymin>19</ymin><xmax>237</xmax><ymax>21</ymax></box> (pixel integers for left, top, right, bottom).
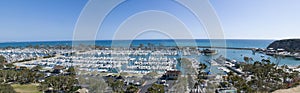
<box><xmin>295</xmin><ymin>56</ymin><xmax>300</xmax><ymax>60</ymax></box>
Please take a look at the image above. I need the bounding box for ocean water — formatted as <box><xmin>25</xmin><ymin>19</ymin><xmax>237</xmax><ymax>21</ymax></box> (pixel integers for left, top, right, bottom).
<box><xmin>0</xmin><ymin>39</ymin><xmax>272</xmax><ymax>48</ymax></box>
<box><xmin>1</xmin><ymin>39</ymin><xmax>299</xmax><ymax>66</ymax></box>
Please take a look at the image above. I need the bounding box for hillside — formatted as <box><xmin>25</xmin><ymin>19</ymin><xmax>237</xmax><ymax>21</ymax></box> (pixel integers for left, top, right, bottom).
<box><xmin>267</xmin><ymin>39</ymin><xmax>300</xmax><ymax>52</ymax></box>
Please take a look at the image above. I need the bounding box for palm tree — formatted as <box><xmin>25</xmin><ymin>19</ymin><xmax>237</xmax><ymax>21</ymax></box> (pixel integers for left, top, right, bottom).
<box><xmin>243</xmin><ymin>56</ymin><xmax>253</xmax><ymax>64</ymax></box>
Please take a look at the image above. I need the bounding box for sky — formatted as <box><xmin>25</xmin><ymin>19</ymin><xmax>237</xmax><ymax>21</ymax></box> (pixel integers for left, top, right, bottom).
<box><xmin>0</xmin><ymin>0</ymin><xmax>300</xmax><ymax>42</ymax></box>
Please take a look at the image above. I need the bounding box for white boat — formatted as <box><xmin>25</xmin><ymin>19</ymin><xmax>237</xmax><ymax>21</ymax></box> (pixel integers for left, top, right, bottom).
<box><xmin>295</xmin><ymin>56</ymin><xmax>300</xmax><ymax>60</ymax></box>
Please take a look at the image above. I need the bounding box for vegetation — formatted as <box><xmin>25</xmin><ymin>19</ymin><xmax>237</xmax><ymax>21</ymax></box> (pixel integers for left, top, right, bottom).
<box><xmin>243</xmin><ymin>56</ymin><xmax>253</xmax><ymax>64</ymax></box>
<box><xmin>145</xmin><ymin>71</ymin><xmax>159</xmax><ymax>79</ymax></box>
<box><xmin>0</xmin><ymin>68</ymin><xmax>43</xmax><ymax>84</ymax></box>
<box><xmin>267</xmin><ymin>39</ymin><xmax>300</xmax><ymax>52</ymax></box>
<box><xmin>0</xmin><ymin>55</ymin><xmax>6</xmax><ymax>69</ymax></box>
<box><xmin>0</xmin><ymin>63</ymin><xmax>79</xmax><ymax>93</ymax></box>
<box><xmin>0</xmin><ymin>55</ymin><xmax>6</xmax><ymax>64</ymax></box>
<box><xmin>0</xmin><ymin>84</ymin><xmax>16</xmax><ymax>93</ymax></box>
<box><xmin>67</xmin><ymin>66</ymin><xmax>76</xmax><ymax>76</ymax></box>
<box><xmin>120</xmin><ymin>72</ymin><xmax>129</xmax><ymax>77</ymax></box>
<box><xmin>106</xmin><ymin>76</ymin><xmax>125</xmax><ymax>92</ymax></box>
<box><xmin>171</xmin><ymin>76</ymin><xmax>188</xmax><ymax>92</ymax></box>
<box><xmin>228</xmin><ymin>59</ymin><xmax>300</xmax><ymax>92</ymax></box>
<box><xmin>78</xmin><ymin>76</ymin><xmax>109</xmax><ymax>93</ymax></box>
<box><xmin>110</xmin><ymin>80</ymin><xmax>124</xmax><ymax>92</ymax></box>
<box><xmin>31</xmin><ymin>65</ymin><xmax>43</xmax><ymax>71</ymax></box>
<box><xmin>39</xmin><ymin>76</ymin><xmax>80</xmax><ymax>92</ymax></box>
<box><xmin>193</xmin><ymin>63</ymin><xmax>208</xmax><ymax>91</ymax></box>
<box><xmin>12</xmin><ymin>84</ymin><xmax>41</xmax><ymax>93</ymax></box>
<box><xmin>147</xmin><ymin>84</ymin><xmax>164</xmax><ymax>93</ymax></box>
<box><xmin>125</xmin><ymin>85</ymin><xmax>139</xmax><ymax>93</ymax></box>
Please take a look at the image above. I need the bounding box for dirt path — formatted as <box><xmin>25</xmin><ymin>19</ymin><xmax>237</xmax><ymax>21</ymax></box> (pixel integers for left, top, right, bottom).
<box><xmin>273</xmin><ymin>86</ymin><xmax>300</xmax><ymax>93</ymax></box>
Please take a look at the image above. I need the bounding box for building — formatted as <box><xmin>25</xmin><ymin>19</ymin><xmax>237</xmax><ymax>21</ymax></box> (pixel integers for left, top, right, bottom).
<box><xmin>52</xmin><ymin>65</ymin><xmax>64</xmax><ymax>74</ymax></box>
<box><xmin>165</xmin><ymin>70</ymin><xmax>181</xmax><ymax>80</ymax></box>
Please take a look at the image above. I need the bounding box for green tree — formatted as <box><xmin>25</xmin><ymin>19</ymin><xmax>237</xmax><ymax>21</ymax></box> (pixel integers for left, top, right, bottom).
<box><xmin>0</xmin><ymin>55</ymin><xmax>6</xmax><ymax>64</ymax></box>
<box><xmin>244</xmin><ymin>56</ymin><xmax>253</xmax><ymax>64</ymax></box>
<box><xmin>145</xmin><ymin>71</ymin><xmax>158</xmax><ymax>79</ymax></box>
<box><xmin>5</xmin><ymin>63</ymin><xmax>15</xmax><ymax>69</ymax></box>
<box><xmin>78</xmin><ymin>76</ymin><xmax>109</xmax><ymax>93</ymax></box>
<box><xmin>111</xmin><ymin>80</ymin><xmax>124</xmax><ymax>92</ymax></box>
<box><xmin>0</xmin><ymin>84</ymin><xmax>16</xmax><ymax>93</ymax></box>
<box><xmin>138</xmin><ymin>44</ymin><xmax>144</xmax><ymax>49</ymax></box>
<box><xmin>0</xmin><ymin>55</ymin><xmax>6</xmax><ymax>69</ymax></box>
<box><xmin>67</xmin><ymin>66</ymin><xmax>76</xmax><ymax>76</ymax></box>
<box><xmin>147</xmin><ymin>84</ymin><xmax>164</xmax><ymax>93</ymax></box>
<box><xmin>125</xmin><ymin>85</ymin><xmax>139</xmax><ymax>93</ymax></box>
<box><xmin>31</xmin><ymin>65</ymin><xmax>43</xmax><ymax>71</ymax></box>
<box><xmin>41</xmin><ymin>76</ymin><xmax>78</xmax><ymax>92</ymax></box>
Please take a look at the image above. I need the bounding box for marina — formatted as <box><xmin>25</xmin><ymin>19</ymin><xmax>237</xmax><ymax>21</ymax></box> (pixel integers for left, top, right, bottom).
<box><xmin>0</xmin><ymin>39</ymin><xmax>299</xmax><ymax>75</ymax></box>
<box><xmin>1</xmin><ymin>40</ymin><xmax>300</xmax><ymax>93</ymax></box>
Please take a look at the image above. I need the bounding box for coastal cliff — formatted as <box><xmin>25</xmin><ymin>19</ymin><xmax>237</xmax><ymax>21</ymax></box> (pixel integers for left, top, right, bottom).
<box><xmin>267</xmin><ymin>39</ymin><xmax>300</xmax><ymax>52</ymax></box>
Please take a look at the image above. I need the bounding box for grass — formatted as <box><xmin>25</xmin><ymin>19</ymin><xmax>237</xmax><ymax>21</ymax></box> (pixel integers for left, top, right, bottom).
<box><xmin>11</xmin><ymin>83</ymin><xmax>42</xmax><ymax>93</ymax></box>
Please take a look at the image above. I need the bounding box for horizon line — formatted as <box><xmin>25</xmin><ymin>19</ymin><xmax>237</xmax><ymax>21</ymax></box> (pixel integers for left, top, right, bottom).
<box><xmin>0</xmin><ymin>38</ymin><xmax>277</xmax><ymax>43</ymax></box>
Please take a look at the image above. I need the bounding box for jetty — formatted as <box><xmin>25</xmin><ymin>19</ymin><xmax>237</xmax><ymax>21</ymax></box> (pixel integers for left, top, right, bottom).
<box><xmin>197</xmin><ymin>46</ymin><xmax>256</xmax><ymax>50</ymax></box>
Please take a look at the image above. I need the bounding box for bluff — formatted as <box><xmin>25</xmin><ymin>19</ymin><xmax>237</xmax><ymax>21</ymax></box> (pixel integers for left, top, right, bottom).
<box><xmin>267</xmin><ymin>39</ymin><xmax>300</xmax><ymax>52</ymax></box>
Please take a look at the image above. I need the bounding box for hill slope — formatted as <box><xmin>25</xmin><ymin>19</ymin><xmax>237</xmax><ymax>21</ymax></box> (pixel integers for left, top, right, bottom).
<box><xmin>267</xmin><ymin>39</ymin><xmax>300</xmax><ymax>52</ymax></box>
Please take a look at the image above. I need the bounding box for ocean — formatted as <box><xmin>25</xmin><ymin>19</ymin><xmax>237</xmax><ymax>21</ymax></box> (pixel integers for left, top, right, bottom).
<box><xmin>0</xmin><ymin>39</ymin><xmax>299</xmax><ymax>66</ymax></box>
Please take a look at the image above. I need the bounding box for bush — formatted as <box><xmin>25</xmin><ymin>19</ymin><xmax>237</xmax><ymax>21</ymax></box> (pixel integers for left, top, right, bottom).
<box><xmin>0</xmin><ymin>84</ymin><xmax>16</xmax><ymax>93</ymax></box>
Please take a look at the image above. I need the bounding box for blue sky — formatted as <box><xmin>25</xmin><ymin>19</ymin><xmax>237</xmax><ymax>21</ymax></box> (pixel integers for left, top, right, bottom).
<box><xmin>0</xmin><ymin>0</ymin><xmax>300</xmax><ymax>42</ymax></box>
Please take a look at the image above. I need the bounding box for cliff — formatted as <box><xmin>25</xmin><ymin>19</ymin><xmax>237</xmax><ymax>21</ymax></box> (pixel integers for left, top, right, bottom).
<box><xmin>267</xmin><ymin>39</ymin><xmax>300</xmax><ymax>52</ymax></box>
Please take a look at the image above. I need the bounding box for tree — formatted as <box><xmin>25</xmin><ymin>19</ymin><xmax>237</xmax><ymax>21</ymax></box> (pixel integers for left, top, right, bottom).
<box><xmin>171</xmin><ymin>77</ymin><xmax>188</xmax><ymax>92</ymax></box>
<box><xmin>244</xmin><ymin>56</ymin><xmax>253</xmax><ymax>64</ymax></box>
<box><xmin>147</xmin><ymin>84</ymin><xmax>164</xmax><ymax>93</ymax></box>
<box><xmin>31</xmin><ymin>65</ymin><xmax>43</xmax><ymax>71</ymax></box>
<box><xmin>0</xmin><ymin>55</ymin><xmax>6</xmax><ymax>69</ymax></box>
<box><xmin>120</xmin><ymin>72</ymin><xmax>129</xmax><ymax>77</ymax></box>
<box><xmin>145</xmin><ymin>71</ymin><xmax>158</xmax><ymax>79</ymax></box>
<box><xmin>41</xmin><ymin>76</ymin><xmax>78</xmax><ymax>92</ymax></box>
<box><xmin>5</xmin><ymin>63</ymin><xmax>15</xmax><ymax>69</ymax></box>
<box><xmin>67</xmin><ymin>66</ymin><xmax>76</xmax><ymax>76</ymax></box>
<box><xmin>138</xmin><ymin>44</ymin><xmax>144</xmax><ymax>49</ymax></box>
<box><xmin>0</xmin><ymin>55</ymin><xmax>6</xmax><ymax>64</ymax></box>
<box><xmin>125</xmin><ymin>85</ymin><xmax>139</xmax><ymax>93</ymax></box>
<box><xmin>78</xmin><ymin>76</ymin><xmax>109</xmax><ymax>93</ymax></box>
<box><xmin>34</xmin><ymin>45</ymin><xmax>40</xmax><ymax>49</ymax></box>
<box><xmin>111</xmin><ymin>80</ymin><xmax>124</xmax><ymax>92</ymax></box>
<box><xmin>197</xmin><ymin>63</ymin><xmax>208</xmax><ymax>79</ymax></box>
<box><xmin>0</xmin><ymin>84</ymin><xmax>16</xmax><ymax>93</ymax></box>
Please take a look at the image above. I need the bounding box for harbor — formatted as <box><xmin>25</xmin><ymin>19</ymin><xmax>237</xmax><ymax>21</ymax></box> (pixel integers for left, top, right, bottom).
<box><xmin>0</xmin><ymin>40</ymin><xmax>300</xmax><ymax>93</ymax></box>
